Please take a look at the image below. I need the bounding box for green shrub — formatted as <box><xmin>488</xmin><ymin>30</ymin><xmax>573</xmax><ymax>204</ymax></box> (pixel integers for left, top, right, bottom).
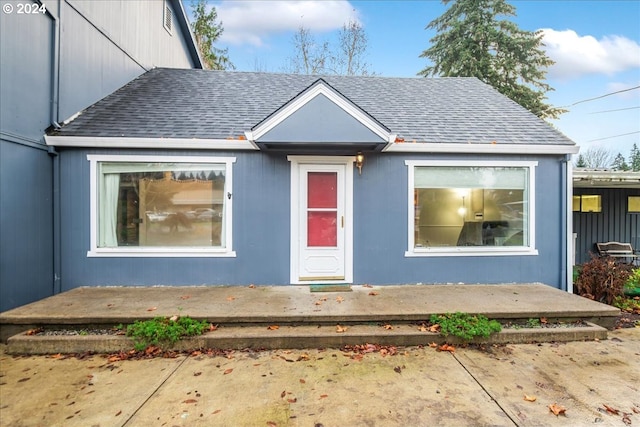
<box><xmin>429</xmin><ymin>312</ymin><xmax>501</xmax><ymax>341</ymax></box>
<box><xmin>575</xmin><ymin>255</ymin><xmax>634</xmax><ymax>305</ymax></box>
<box><xmin>625</xmin><ymin>268</ymin><xmax>640</xmax><ymax>290</ymax></box>
<box><xmin>126</xmin><ymin>316</ymin><xmax>210</xmax><ymax>351</ymax></box>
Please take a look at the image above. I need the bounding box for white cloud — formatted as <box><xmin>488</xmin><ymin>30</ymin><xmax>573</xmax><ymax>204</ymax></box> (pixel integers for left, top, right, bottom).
<box><xmin>540</xmin><ymin>29</ymin><xmax>640</xmax><ymax>79</ymax></box>
<box><xmin>215</xmin><ymin>1</ymin><xmax>359</xmax><ymax>46</ymax></box>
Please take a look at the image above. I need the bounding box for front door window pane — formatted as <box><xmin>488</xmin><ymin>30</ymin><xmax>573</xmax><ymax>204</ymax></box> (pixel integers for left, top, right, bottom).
<box><xmin>307</xmin><ymin>172</ymin><xmax>338</xmax><ymax>247</ymax></box>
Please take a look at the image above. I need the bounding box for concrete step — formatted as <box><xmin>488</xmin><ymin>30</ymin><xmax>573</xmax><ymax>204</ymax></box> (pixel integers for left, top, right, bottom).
<box><xmin>5</xmin><ymin>321</ymin><xmax>608</xmax><ymax>355</ymax></box>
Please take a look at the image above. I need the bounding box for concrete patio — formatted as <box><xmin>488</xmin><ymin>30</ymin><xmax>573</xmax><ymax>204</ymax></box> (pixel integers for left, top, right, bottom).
<box><xmin>0</xmin><ymin>283</ymin><xmax>620</xmax><ymax>354</ymax></box>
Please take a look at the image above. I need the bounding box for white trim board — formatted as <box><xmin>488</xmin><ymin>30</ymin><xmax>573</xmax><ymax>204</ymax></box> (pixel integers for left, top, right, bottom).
<box><xmin>384</xmin><ymin>142</ymin><xmax>578</xmax><ymax>155</ymax></box>
<box><xmin>46</xmin><ymin>136</ymin><xmax>259</xmax><ymax>150</ymax></box>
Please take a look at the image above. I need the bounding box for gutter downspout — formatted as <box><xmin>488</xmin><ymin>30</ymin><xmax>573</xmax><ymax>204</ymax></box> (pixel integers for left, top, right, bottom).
<box><xmin>42</xmin><ymin>0</ymin><xmax>62</xmax><ymax>295</ymax></box>
<box><xmin>565</xmin><ymin>155</ymin><xmax>574</xmax><ymax>294</ymax></box>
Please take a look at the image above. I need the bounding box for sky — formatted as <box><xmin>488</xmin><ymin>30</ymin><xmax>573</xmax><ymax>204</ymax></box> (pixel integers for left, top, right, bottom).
<box><xmin>188</xmin><ymin>1</ymin><xmax>640</xmax><ymax>160</ymax></box>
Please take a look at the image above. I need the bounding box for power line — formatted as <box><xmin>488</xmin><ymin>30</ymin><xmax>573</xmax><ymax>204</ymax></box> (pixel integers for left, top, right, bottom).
<box><xmin>586</xmin><ymin>131</ymin><xmax>640</xmax><ymax>143</ymax></box>
<box><xmin>589</xmin><ymin>106</ymin><xmax>640</xmax><ymax>114</ymax></box>
<box><xmin>560</xmin><ymin>85</ymin><xmax>640</xmax><ymax>108</ymax></box>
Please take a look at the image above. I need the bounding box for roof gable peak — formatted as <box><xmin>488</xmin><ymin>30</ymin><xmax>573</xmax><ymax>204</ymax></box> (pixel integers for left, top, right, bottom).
<box><xmin>247</xmin><ymin>78</ymin><xmax>392</xmax><ymax>144</ymax></box>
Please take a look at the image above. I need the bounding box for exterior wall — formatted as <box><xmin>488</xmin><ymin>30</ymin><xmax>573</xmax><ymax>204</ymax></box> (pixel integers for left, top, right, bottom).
<box><xmin>57</xmin><ymin>149</ymin><xmax>568</xmax><ymax>291</ymax></box>
<box><xmin>573</xmin><ymin>188</ymin><xmax>640</xmax><ymax>264</ymax></box>
<box><xmin>0</xmin><ymin>0</ymin><xmax>198</xmax><ymax>311</ymax></box>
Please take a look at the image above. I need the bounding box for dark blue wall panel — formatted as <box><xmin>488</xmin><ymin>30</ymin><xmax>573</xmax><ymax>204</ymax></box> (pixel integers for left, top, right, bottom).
<box><xmin>0</xmin><ymin>141</ymin><xmax>54</xmax><ymax>311</ymax></box>
<box><xmin>57</xmin><ymin>149</ymin><xmax>567</xmax><ymax>290</ymax></box>
<box><xmin>573</xmin><ymin>188</ymin><xmax>640</xmax><ymax>264</ymax></box>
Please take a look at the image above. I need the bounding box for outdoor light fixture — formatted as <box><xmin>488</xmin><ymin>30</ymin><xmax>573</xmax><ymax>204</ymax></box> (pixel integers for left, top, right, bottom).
<box><xmin>355</xmin><ymin>152</ymin><xmax>364</xmax><ymax>175</ymax></box>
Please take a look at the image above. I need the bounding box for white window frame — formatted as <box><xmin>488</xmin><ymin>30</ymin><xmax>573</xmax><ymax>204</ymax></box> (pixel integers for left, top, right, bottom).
<box><xmin>405</xmin><ymin>160</ymin><xmax>538</xmax><ymax>257</ymax></box>
<box><xmin>87</xmin><ymin>155</ymin><xmax>236</xmax><ymax>257</ymax></box>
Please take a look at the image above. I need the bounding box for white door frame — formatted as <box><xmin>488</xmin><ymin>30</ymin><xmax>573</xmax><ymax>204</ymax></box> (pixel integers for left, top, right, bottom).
<box><xmin>288</xmin><ymin>155</ymin><xmax>354</xmax><ymax>284</ymax></box>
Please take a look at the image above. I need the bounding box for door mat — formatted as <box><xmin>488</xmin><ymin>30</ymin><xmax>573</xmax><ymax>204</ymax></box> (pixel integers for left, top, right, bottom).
<box><xmin>309</xmin><ymin>284</ymin><xmax>352</xmax><ymax>292</ymax></box>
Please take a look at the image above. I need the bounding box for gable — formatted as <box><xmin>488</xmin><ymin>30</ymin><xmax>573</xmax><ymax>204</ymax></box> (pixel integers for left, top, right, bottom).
<box><xmin>249</xmin><ymin>79</ymin><xmax>392</xmax><ymax>154</ymax></box>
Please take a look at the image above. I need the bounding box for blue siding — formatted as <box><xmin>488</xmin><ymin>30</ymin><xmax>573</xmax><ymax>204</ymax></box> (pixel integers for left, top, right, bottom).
<box><xmin>0</xmin><ymin>142</ymin><xmax>54</xmax><ymax>312</ymax></box>
<box><xmin>0</xmin><ymin>0</ymin><xmax>199</xmax><ymax>310</ymax></box>
<box><xmin>353</xmin><ymin>153</ymin><xmax>565</xmax><ymax>288</ymax></box>
<box><xmin>573</xmin><ymin>188</ymin><xmax>640</xmax><ymax>264</ymax></box>
<box><xmin>58</xmin><ymin>149</ymin><xmax>567</xmax><ymax>291</ymax></box>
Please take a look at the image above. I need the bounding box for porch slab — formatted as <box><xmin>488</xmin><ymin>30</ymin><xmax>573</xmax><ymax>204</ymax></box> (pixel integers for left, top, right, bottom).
<box><xmin>0</xmin><ymin>283</ymin><xmax>619</xmax><ymax>345</ymax></box>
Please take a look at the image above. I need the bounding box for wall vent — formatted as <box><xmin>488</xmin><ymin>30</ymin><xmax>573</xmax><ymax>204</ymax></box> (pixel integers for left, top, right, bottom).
<box><xmin>163</xmin><ymin>1</ymin><xmax>173</xmax><ymax>34</ymax></box>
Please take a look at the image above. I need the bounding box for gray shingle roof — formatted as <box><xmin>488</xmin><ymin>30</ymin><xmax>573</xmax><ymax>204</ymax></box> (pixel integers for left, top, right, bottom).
<box><xmin>52</xmin><ymin>68</ymin><xmax>574</xmax><ymax>146</ymax></box>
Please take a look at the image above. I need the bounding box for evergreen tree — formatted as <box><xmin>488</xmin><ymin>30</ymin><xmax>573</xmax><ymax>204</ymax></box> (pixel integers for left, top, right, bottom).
<box><xmin>630</xmin><ymin>143</ymin><xmax>640</xmax><ymax>171</ymax></box>
<box><xmin>191</xmin><ymin>0</ymin><xmax>234</xmax><ymax>70</ymax></box>
<box><xmin>612</xmin><ymin>153</ymin><xmax>630</xmax><ymax>171</ymax></box>
<box><xmin>418</xmin><ymin>0</ymin><xmax>564</xmax><ymax>120</ymax></box>
<box><xmin>575</xmin><ymin>154</ymin><xmax>586</xmax><ymax>168</ymax></box>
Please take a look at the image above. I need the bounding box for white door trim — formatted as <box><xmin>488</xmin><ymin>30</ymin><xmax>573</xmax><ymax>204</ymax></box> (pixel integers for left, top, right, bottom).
<box><xmin>288</xmin><ymin>155</ymin><xmax>354</xmax><ymax>284</ymax></box>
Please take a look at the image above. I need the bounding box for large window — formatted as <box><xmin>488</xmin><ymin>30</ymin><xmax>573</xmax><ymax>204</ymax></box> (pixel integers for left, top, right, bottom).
<box><xmin>406</xmin><ymin>160</ymin><xmax>537</xmax><ymax>256</ymax></box>
<box><xmin>88</xmin><ymin>155</ymin><xmax>235</xmax><ymax>257</ymax></box>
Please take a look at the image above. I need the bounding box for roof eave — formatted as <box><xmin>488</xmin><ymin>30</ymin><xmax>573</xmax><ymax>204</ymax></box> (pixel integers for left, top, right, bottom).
<box><xmin>44</xmin><ymin>135</ymin><xmax>258</xmax><ymax>150</ymax></box>
<box><xmin>383</xmin><ymin>142</ymin><xmax>579</xmax><ymax>155</ymax></box>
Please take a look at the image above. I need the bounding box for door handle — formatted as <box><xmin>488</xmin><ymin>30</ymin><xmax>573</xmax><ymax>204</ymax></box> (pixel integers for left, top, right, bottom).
<box><xmin>341</xmin><ymin>216</ymin><xmax>344</xmax><ymax>228</ymax></box>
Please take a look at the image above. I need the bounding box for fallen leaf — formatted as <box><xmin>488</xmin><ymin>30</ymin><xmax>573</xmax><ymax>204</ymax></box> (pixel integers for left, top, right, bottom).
<box><xmin>315</xmin><ymin>300</ymin><xmax>323</xmax><ymax>306</ymax></box>
<box><xmin>429</xmin><ymin>324</ymin><xmax>440</xmax><ymax>333</ymax></box>
<box><xmin>25</xmin><ymin>328</ymin><xmax>43</xmax><ymax>335</ymax></box>
<box><xmin>524</xmin><ymin>395</ymin><xmax>537</xmax><ymax>402</ymax></box>
<box><xmin>169</xmin><ymin>315</ymin><xmax>178</xmax><ymax>322</ymax></box>
<box><xmin>320</xmin><ymin>394</ymin><xmax>328</xmax><ymax>399</ymax></box>
<box><xmin>287</xmin><ymin>398</ymin><xmax>297</xmax><ymax>403</ymax></box>
<box><xmin>267</xmin><ymin>422</ymin><xmax>277</xmax><ymax>427</ymax></box>
<box><xmin>368</xmin><ymin>291</ymin><xmax>379</xmax><ymax>296</ymax></box>
<box><xmin>17</xmin><ymin>378</ymin><xmax>30</xmax><ymax>383</ymax></box>
<box><xmin>428</xmin><ymin>342</ymin><xmax>438</xmax><ymax>348</ymax></box>
<box><xmin>362</xmin><ymin>284</ymin><xmax>373</xmax><ymax>288</ymax></box>
<box><xmin>394</xmin><ymin>366</ymin><xmax>402</xmax><ymax>374</ymax></box>
<box><xmin>194</xmin><ymin>372</ymin><xmax>202</xmax><ymax>376</ymax></box>
<box><xmin>336</xmin><ymin>296</ymin><xmax>344</xmax><ymax>303</ymax></box>
<box><xmin>267</xmin><ymin>325</ymin><xmax>280</xmax><ymax>330</ymax></box>
<box><xmin>209</xmin><ymin>324</ymin><xmax>218</xmax><ymax>331</ymax></box>
<box><xmin>603</xmin><ymin>404</ymin><xmax>620</xmax><ymax>415</ymax></box>
<box><xmin>180</xmin><ymin>295</ymin><xmax>191</xmax><ymax>300</ymax></box>
<box><xmin>549</xmin><ymin>403</ymin><xmax>567</xmax><ymax>416</ymax></box>
<box><xmin>223</xmin><ymin>368</ymin><xmax>233</xmax><ymax>375</ymax></box>
<box><xmin>147</xmin><ymin>307</ymin><xmax>157</xmax><ymax>311</ymax></box>
<box><xmin>299</xmin><ymin>379</ymin><xmax>306</xmax><ymax>384</ymax></box>
<box><xmin>336</xmin><ymin>325</ymin><xmax>348</xmax><ymax>333</ymax></box>
<box><xmin>226</xmin><ymin>296</ymin><xmax>236</xmax><ymax>301</ymax></box>
<box><xmin>248</xmin><ymin>284</ymin><xmax>256</xmax><ymax>288</ymax></box>
<box><xmin>115</xmin><ymin>410</ymin><xmax>122</xmax><ymax>416</ymax></box>
<box><xmin>280</xmin><ymin>390</ymin><xmax>286</xmax><ymax>398</ymax></box>
<box><xmin>383</xmin><ymin>324</ymin><xmax>393</xmax><ymax>330</ymax></box>
<box><xmin>437</xmin><ymin>344</ymin><xmax>456</xmax><ymax>353</ymax></box>
<box><xmin>212</xmin><ymin>409</ymin><xmax>221</xmax><ymax>415</ymax></box>
<box><xmin>418</xmin><ymin>325</ymin><xmax>428</xmax><ymax>332</ymax></box>
<box><xmin>183</xmin><ymin>399</ymin><xmax>198</xmax><ymax>404</ymax></box>
<box><xmin>540</xmin><ymin>317</ymin><xmax>548</xmax><ymax>324</ymax></box>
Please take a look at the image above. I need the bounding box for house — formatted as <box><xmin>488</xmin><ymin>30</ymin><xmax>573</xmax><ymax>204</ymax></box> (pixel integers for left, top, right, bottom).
<box><xmin>41</xmin><ymin>68</ymin><xmax>579</xmax><ymax>295</ymax></box>
<box><xmin>572</xmin><ymin>168</ymin><xmax>640</xmax><ymax>264</ymax></box>
<box><xmin>0</xmin><ymin>0</ymin><xmax>201</xmax><ymax>312</ymax></box>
